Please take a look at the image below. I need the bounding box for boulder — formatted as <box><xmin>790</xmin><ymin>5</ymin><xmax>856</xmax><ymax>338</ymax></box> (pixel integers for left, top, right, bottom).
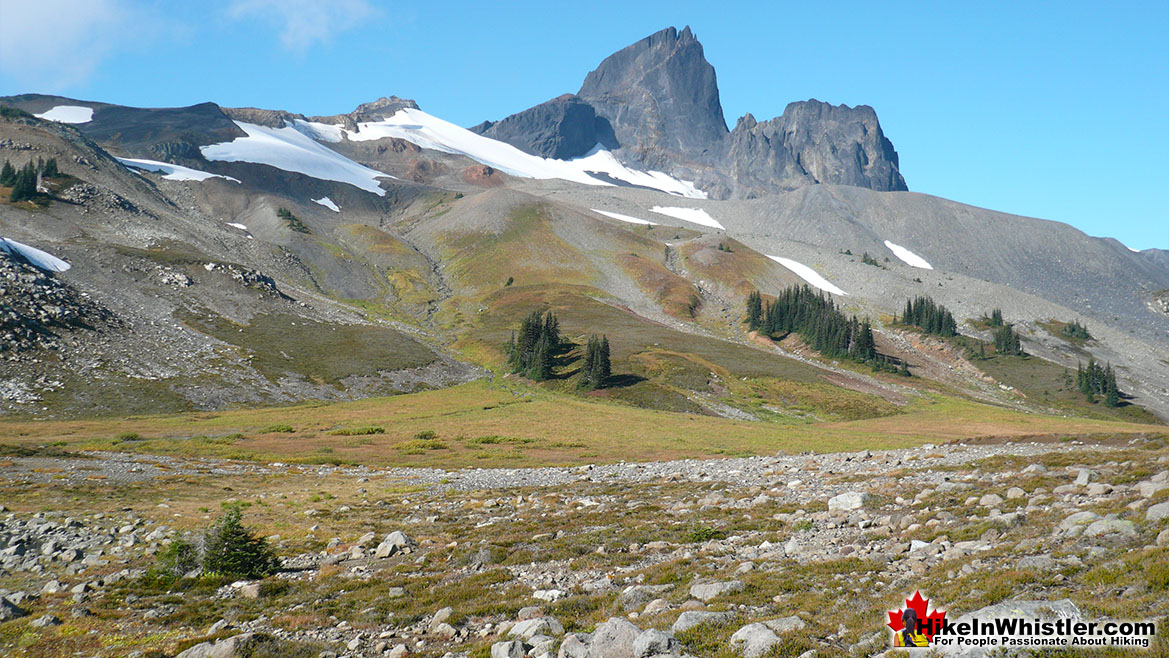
<box><xmin>558</xmin><ymin>633</ymin><xmax>591</xmax><ymax>658</ymax></box>
<box><xmin>672</xmin><ymin>610</ymin><xmax>734</xmax><ymax>634</ymax></box>
<box><xmin>587</xmin><ymin>617</ymin><xmax>641</xmax><ymax>658</ymax></box>
<box><xmin>1138</xmin><ymin>481</ymin><xmax>1169</xmax><ymax>498</ymax></box>
<box><xmin>689</xmin><ymin>579</ymin><xmax>744</xmax><ymax>602</ymax></box>
<box><xmin>490</xmin><ymin>640</ymin><xmax>525</xmax><ymax>658</ymax></box>
<box><xmin>763</xmin><ymin>615</ymin><xmax>806</xmax><ymax>634</ymax></box>
<box><xmin>618</xmin><ymin>584</ymin><xmax>674</xmax><ymax>611</ymax></box>
<box><xmin>1084</xmin><ymin>518</ymin><xmax>1136</xmax><ymax>538</ymax></box>
<box><xmin>175</xmin><ymin>633</ymin><xmax>280</xmax><ymax>658</ymax></box>
<box><xmin>1146</xmin><ymin>501</ymin><xmax>1169</xmax><ymax>523</ymax></box>
<box><xmin>979</xmin><ymin>494</ymin><xmax>1003</xmax><ymax>507</ymax></box>
<box><xmin>0</xmin><ymin>597</ymin><xmax>27</xmax><ymax>621</ymax></box>
<box><xmin>510</xmin><ymin>617</ymin><xmax>565</xmax><ymax>640</ymax></box>
<box><xmin>728</xmin><ymin>622</ymin><xmax>780</xmax><ymax>657</ymax></box>
<box><xmin>828</xmin><ymin>491</ymin><xmax>869</xmax><ymax>512</ymax></box>
<box><xmin>632</xmin><ymin>628</ymin><xmax>679</xmax><ymax>657</ymax></box>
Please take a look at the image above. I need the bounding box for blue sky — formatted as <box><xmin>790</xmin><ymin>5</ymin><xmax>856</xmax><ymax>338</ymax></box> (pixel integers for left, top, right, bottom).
<box><xmin>2</xmin><ymin>1</ymin><xmax>1166</xmax><ymax>250</ymax></box>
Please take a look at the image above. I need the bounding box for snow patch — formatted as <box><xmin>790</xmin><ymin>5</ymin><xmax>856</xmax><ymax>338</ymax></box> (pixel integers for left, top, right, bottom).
<box><xmin>201</xmin><ymin>122</ymin><xmax>392</xmax><ymax>196</ymax></box>
<box><xmin>883</xmin><ymin>240</ymin><xmax>933</xmax><ymax>269</ymax></box>
<box><xmin>766</xmin><ymin>255</ymin><xmax>847</xmax><ymax>296</ymax></box>
<box><xmin>591</xmin><ymin>209</ymin><xmax>657</xmax><ymax>225</ymax></box>
<box><xmin>116</xmin><ymin>157</ymin><xmax>240</xmax><ymax>183</ymax></box>
<box><xmin>0</xmin><ymin>238</ymin><xmax>71</xmax><ymax>272</ymax></box>
<box><xmin>226</xmin><ymin>223</ymin><xmax>248</xmax><ymax>231</ymax></box>
<box><xmin>34</xmin><ymin>105</ymin><xmax>93</xmax><ymax>124</ymax></box>
<box><xmin>650</xmin><ymin>206</ymin><xmax>724</xmax><ymax>230</ymax></box>
<box><xmin>302</xmin><ymin>109</ymin><xmax>706</xmax><ymax>199</ymax></box>
<box><xmin>1128</xmin><ymin>246</ymin><xmax>1140</xmax><ymax>253</ymax></box>
<box><xmin>313</xmin><ymin>197</ymin><xmax>340</xmax><ymax>212</ymax></box>
<box><xmin>572</xmin><ymin>146</ymin><xmax>707</xmax><ymax>198</ymax></box>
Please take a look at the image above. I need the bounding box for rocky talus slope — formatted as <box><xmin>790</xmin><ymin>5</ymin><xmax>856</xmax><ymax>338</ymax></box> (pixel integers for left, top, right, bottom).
<box><xmin>1</xmin><ymin>434</ymin><xmax>1166</xmax><ymax>657</ymax></box>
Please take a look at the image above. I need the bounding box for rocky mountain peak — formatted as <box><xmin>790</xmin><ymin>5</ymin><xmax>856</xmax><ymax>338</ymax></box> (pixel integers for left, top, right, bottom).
<box><xmin>468</xmin><ymin>94</ymin><xmax>617</xmax><ymax>160</ymax></box>
<box><xmin>578</xmin><ymin>25</ymin><xmax>728</xmax><ymax>167</ymax></box>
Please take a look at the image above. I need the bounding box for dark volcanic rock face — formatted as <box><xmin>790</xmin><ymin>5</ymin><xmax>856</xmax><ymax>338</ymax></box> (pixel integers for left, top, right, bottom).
<box><xmin>726</xmin><ymin>101</ymin><xmax>907</xmax><ymax>196</ymax></box>
<box><xmin>577</xmin><ymin>26</ymin><xmax>728</xmax><ymax>167</ymax></box>
<box><xmin>467</xmin><ymin>26</ymin><xmax>906</xmax><ymax>199</ymax></box>
<box><xmin>469</xmin><ymin>94</ymin><xmax>616</xmax><ymax>160</ymax></box>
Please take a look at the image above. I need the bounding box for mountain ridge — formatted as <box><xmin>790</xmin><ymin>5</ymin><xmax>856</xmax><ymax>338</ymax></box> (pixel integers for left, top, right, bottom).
<box><xmin>471</xmin><ymin>26</ymin><xmax>907</xmax><ymax>199</ymax></box>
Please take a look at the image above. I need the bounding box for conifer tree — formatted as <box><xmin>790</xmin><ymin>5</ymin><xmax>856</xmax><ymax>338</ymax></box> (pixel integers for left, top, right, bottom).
<box><xmin>42</xmin><ymin>157</ymin><xmax>58</xmax><ymax>179</ymax></box>
<box><xmin>746</xmin><ymin>290</ymin><xmax>763</xmax><ymax>330</ymax></box>
<box><xmin>0</xmin><ymin>160</ymin><xmax>14</xmax><ymax>186</ymax></box>
<box><xmin>8</xmin><ymin>162</ymin><xmax>37</xmax><ymax>203</ymax></box>
<box><xmin>1104</xmin><ymin>364</ymin><xmax>1119</xmax><ymax>407</ymax></box>
<box><xmin>598</xmin><ymin>335</ymin><xmax>611</xmax><ymax>383</ymax></box>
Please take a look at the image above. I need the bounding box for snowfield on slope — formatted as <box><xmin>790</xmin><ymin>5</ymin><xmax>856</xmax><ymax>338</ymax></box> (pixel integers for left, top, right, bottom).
<box><xmin>766</xmin><ymin>255</ymin><xmax>847</xmax><ymax>296</ymax></box>
<box><xmin>650</xmin><ymin>206</ymin><xmax>724</xmax><ymax>229</ymax></box>
<box><xmin>313</xmin><ymin>197</ymin><xmax>340</xmax><ymax>212</ymax></box>
<box><xmin>116</xmin><ymin>158</ymin><xmax>240</xmax><ymax>183</ymax></box>
<box><xmin>591</xmin><ymin>209</ymin><xmax>657</xmax><ymax>225</ymax></box>
<box><xmin>883</xmin><ymin>240</ymin><xmax>933</xmax><ymax>269</ymax></box>
<box><xmin>201</xmin><ymin>122</ymin><xmax>392</xmax><ymax>196</ymax></box>
<box><xmin>298</xmin><ymin>109</ymin><xmax>707</xmax><ymax>199</ymax></box>
<box><xmin>34</xmin><ymin>105</ymin><xmax>93</xmax><ymax>124</ymax></box>
<box><xmin>0</xmin><ymin>238</ymin><xmax>71</xmax><ymax>272</ymax></box>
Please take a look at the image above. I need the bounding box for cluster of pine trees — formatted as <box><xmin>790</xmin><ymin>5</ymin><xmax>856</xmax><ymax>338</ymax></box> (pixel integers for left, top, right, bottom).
<box><xmin>277</xmin><ymin>207</ymin><xmax>311</xmax><ymax>234</ymax></box>
<box><xmin>745</xmin><ymin>286</ymin><xmax>905</xmax><ymax>373</ymax></box>
<box><xmin>1062</xmin><ymin>320</ymin><xmax>1091</xmax><ymax>340</ymax></box>
<box><xmin>897</xmin><ymin>296</ymin><xmax>957</xmax><ymax>337</ymax></box>
<box><xmin>861</xmin><ymin>252</ymin><xmax>882</xmax><ymax>267</ymax></box>
<box><xmin>506</xmin><ymin>311</ymin><xmax>560</xmax><ymax>381</ymax></box>
<box><xmin>993</xmin><ymin>323</ymin><xmax>1024</xmax><ymax>356</ymax></box>
<box><xmin>1</xmin><ymin>157</ymin><xmax>60</xmax><ymax>203</ymax></box>
<box><xmin>985</xmin><ymin>308</ymin><xmax>1004</xmax><ymax>327</ymax></box>
<box><xmin>1077</xmin><ymin>359</ymin><xmax>1120</xmax><ymax>407</ymax></box>
<box><xmin>579</xmin><ymin>334</ymin><xmax>611</xmax><ymax>390</ymax></box>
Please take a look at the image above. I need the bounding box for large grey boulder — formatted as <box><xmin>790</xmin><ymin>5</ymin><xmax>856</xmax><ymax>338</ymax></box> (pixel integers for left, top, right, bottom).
<box><xmin>491</xmin><ymin>640</ymin><xmax>526</xmax><ymax>658</ymax></box>
<box><xmin>587</xmin><ymin>617</ymin><xmax>641</xmax><ymax>658</ymax></box>
<box><xmin>1084</xmin><ymin>518</ymin><xmax>1136</xmax><ymax>538</ymax></box>
<box><xmin>558</xmin><ymin>633</ymin><xmax>591</xmax><ymax>658</ymax></box>
<box><xmin>618</xmin><ymin>583</ymin><xmax>674</xmax><ymax>611</ymax></box>
<box><xmin>671</xmin><ymin>610</ymin><xmax>734</xmax><ymax>634</ymax></box>
<box><xmin>0</xmin><ymin>597</ymin><xmax>27</xmax><ymax>621</ymax></box>
<box><xmin>510</xmin><ymin>616</ymin><xmax>565</xmax><ymax>640</ymax></box>
<box><xmin>632</xmin><ymin>628</ymin><xmax>680</xmax><ymax>657</ymax></box>
<box><xmin>689</xmin><ymin>579</ymin><xmax>744</xmax><ymax>602</ymax></box>
<box><xmin>374</xmin><ymin>530</ymin><xmax>416</xmax><ymax>558</ymax></box>
<box><xmin>828</xmin><ymin>491</ymin><xmax>870</xmax><ymax>512</ymax></box>
<box><xmin>728</xmin><ymin>622</ymin><xmax>781</xmax><ymax>657</ymax></box>
<box><xmin>1146</xmin><ymin>501</ymin><xmax>1169</xmax><ymax>523</ymax></box>
<box><xmin>762</xmin><ymin>615</ymin><xmax>806</xmax><ymax>634</ymax></box>
<box><xmin>175</xmin><ymin>633</ymin><xmax>278</xmax><ymax>658</ymax></box>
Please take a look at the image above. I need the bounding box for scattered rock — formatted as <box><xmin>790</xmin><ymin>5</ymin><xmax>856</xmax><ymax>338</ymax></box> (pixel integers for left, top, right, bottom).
<box><xmin>689</xmin><ymin>579</ymin><xmax>744</xmax><ymax>602</ymax></box>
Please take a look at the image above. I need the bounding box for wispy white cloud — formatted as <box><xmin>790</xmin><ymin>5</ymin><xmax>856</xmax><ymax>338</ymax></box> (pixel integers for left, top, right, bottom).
<box><xmin>0</xmin><ymin>0</ymin><xmax>142</xmax><ymax>90</ymax></box>
<box><xmin>227</xmin><ymin>0</ymin><xmax>378</xmax><ymax>52</ymax></box>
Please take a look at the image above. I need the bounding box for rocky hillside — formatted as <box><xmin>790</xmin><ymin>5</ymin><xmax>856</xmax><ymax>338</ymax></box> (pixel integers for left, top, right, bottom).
<box><xmin>0</xmin><ymin>28</ymin><xmax>1164</xmax><ymax>424</ymax></box>
<box><xmin>0</xmin><ymin>433</ymin><xmax>1166</xmax><ymax>657</ymax></box>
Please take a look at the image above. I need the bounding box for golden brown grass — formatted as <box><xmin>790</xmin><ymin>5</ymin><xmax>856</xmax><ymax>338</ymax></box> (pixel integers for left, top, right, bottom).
<box><xmin>0</xmin><ymin>381</ymin><xmax>1161</xmax><ymax>469</ymax></box>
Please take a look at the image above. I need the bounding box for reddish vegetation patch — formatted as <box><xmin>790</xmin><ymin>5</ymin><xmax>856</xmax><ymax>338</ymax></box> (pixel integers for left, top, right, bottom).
<box><xmin>462</xmin><ymin>164</ymin><xmax>504</xmax><ymax>187</ymax></box>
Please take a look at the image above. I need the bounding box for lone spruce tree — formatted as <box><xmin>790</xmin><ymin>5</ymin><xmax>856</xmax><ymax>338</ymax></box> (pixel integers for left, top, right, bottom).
<box><xmin>202</xmin><ymin>507</ymin><xmax>279</xmax><ymax>579</ymax></box>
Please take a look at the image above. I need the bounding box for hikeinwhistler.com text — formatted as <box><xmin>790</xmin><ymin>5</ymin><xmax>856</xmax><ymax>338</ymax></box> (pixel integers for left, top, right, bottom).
<box><xmin>927</xmin><ymin>618</ymin><xmax>1157</xmax><ymax>649</ymax></box>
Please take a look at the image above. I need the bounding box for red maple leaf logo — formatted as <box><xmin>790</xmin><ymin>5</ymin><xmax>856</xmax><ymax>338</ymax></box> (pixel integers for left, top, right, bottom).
<box><xmin>887</xmin><ymin>591</ymin><xmax>947</xmax><ymax>641</ymax></box>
